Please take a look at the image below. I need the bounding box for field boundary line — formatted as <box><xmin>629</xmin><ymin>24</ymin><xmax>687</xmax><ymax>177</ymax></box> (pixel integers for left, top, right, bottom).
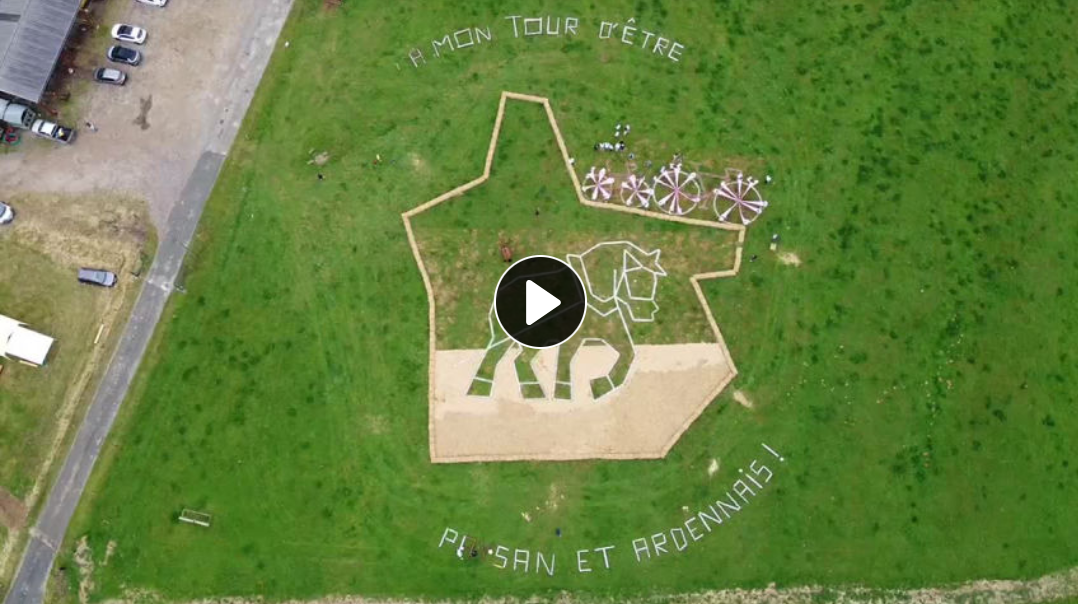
<box><xmin>101</xmin><ymin>564</ymin><xmax>1078</xmax><ymax>604</ymax></box>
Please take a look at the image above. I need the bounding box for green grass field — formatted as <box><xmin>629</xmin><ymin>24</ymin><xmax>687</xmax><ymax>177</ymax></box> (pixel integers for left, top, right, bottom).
<box><xmin>62</xmin><ymin>1</ymin><xmax>1076</xmax><ymax>601</ymax></box>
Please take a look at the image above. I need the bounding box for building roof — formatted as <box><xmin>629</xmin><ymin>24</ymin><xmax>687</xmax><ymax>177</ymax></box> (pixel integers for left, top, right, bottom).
<box><xmin>0</xmin><ymin>0</ymin><xmax>81</xmax><ymax>103</ymax></box>
<box><xmin>6</xmin><ymin>325</ymin><xmax>53</xmax><ymax>365</ymax></box>
<box><xmin>0</xmin><ymin>313</ymin><xmax>54</xmax><ymax>366</ymax></box>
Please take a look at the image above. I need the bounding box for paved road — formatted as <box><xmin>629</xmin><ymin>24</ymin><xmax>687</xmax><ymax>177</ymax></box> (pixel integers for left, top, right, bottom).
<box><xmin>2</xmin><ymin>2</ymin><xmax>293</xmax><ymax>604</ymax></box>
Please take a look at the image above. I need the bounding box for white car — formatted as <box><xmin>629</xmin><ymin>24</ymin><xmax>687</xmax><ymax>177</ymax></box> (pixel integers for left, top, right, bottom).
<box><xmin>111</xmin><ymin>24</ymin><xmax>147</xmax><ymax>44</ymax></box>
<box><xmin>135</xmin><ymin>0</ymin><xmax>167</xmax><ymax>6</ymax></box>
<box><xmin>31</xmin><ymin>119</ymin><xmax>76</xmax><ymax>144</ymax></box>
<box><xmin>0</xmin><ymin>202</ymin><xmax>13</xmax><ymax>225</ymax></box>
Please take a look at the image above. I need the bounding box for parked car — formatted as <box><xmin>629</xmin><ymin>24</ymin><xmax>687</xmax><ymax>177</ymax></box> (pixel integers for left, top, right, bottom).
<box><xmin>111</xmin><ymin>24</ymin><xmax>147</xmax><ymax>44</ymax></box>
<box><xmin>135</xmin><ymin>0</ymin><xmax>167</xmax><ymax>6</ymax></box>
<box><xmin>94</xmin><ymin>67</ymin><xmax>127</xmax><ymax>85</ymax></box>
<box><xmin>30</xmin><ymin>119</ymin><xmax>76</xmax><ymax>144</ymax></box>
<box><xmin>0</xmin><ymin>202</ymin><xmax>14</xmax><ymax>225</ymax></box>
<box><xmin>77</xmin><ymin>268</ymin><xmax>118</xmax><ymax>288</ymax></box>
<box><xmin>107</xmin><ymin>45</ymin><xmax>141</xmax><ymax>66</ymax></box>
<box><xmin>0</xmin><ymin>98</ymin><xmax>36</xmax><ymax>129</ymax></box>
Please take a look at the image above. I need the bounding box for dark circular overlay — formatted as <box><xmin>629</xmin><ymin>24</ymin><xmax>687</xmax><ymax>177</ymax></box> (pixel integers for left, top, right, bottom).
<box><xmin>494</xmin><ymin>255</ymin><xmax>587</xmax><ymax>349</ymax></box>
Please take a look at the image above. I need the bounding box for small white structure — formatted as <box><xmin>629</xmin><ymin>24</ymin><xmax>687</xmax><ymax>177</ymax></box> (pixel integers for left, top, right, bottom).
<box><xmin>0</xmin><ymin>314</ymin><xmax>54</xmax><ymax>366</ymax></box>
<box><xmin>178</xmin><ymin>509</ymin><xmax>212</xmax><ymax>528</ymax></box>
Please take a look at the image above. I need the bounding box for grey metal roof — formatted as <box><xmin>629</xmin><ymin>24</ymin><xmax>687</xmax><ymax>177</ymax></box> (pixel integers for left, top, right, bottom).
<box><xmin>0</xmin><ymin>0</ymin><xmax>80</xmax><ymax>103</ymax></box>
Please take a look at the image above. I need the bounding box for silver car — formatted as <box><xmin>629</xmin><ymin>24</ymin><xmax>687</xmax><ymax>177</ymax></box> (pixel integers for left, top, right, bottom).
<box><xmin>77</xmin><ymin>268</ymin><xmax>118</xmax><ymax>288</ymax></box>
<box><xmin>94</xmin><ymin>67</ymin><xmax>127</xmax><ymax>86</ymax></box>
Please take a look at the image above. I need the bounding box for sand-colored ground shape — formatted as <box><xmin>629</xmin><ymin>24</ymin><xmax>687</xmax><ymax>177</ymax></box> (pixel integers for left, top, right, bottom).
<box><xmin>432</xmin><ymin>344</ymin><xmax>734</xmax><ymax>462</ymax></box>
<box><xmin>733</xmin><ymin>390</ymin><xmax>754</xmax><ymax>409</ymax></box>
<box><xmin>403</xmin><ymin>92</ymin><xmax>747</xmax><ymax>463</ymax></box>
<box><xmin>0</xmin><ymin>487</ymin><xmax>27</xmax><ymax>530</ymax></box>
<box><xmin>777</xmin><ymin>251</ymin><xmax>801</xmax><ymax>266</ymax></box>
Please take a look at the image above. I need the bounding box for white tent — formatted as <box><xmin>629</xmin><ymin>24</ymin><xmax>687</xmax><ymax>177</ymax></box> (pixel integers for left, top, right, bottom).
<box><xmin>0</xmin><ymin>314</ymin><xmax>54</xmax><ymax>366</ymax></box>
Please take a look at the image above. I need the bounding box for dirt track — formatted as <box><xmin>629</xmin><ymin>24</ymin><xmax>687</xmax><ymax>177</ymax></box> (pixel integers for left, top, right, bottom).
<box><xmin>0</xmin><ymin>489</ymin><xmax>26</xmax><ymax>531</ymax></box>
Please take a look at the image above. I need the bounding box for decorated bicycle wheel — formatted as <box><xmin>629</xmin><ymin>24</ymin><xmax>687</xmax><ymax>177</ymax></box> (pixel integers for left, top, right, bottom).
<box><xmin>582</xmin><ymin>166</ymin><xmax>615</xmax><ymax>201</ymax></box>
<box><xmin>713</xmin><ymin>173</ymin><xmax>769</xmax><ymax>225</ymax></box>
<box><xmin>653</xmin><ymin>164</ymin><xmax>703</xmax><ymax>215</ymax></box>
<box><xmin>619</xmin><ymin>174</ymin><xmax>654</xmax><ymax>208</ymax></box>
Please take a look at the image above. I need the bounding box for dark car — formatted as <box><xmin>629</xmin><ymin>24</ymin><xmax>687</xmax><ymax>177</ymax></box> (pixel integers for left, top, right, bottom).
<box><xmin>107</xmin><ymin>45</ymin><xmax>141</xmax><ymax>66</ymax></box>
<box><xmin>77</xmin><ymin>268</ymin><xmax>118</xmax><ymax>288</ymax></box>
<box><xmin>94</xmin><ymin>67</ymin><xmax>127</xmax><ymax>85</ymax></box>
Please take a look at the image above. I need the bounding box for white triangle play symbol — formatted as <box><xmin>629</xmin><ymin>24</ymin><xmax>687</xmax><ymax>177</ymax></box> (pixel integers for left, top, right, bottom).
<box><xmin>525</xmin><ymin>280</ymin><xmax>561</xmax><ymax>325</ymax></box>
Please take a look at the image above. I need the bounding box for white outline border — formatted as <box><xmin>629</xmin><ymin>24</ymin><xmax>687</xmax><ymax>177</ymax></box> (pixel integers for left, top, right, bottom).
<box><xmin>402</xmin><ymin>91</ymin><xmax>747</xmax><ymax>463</ymax></box>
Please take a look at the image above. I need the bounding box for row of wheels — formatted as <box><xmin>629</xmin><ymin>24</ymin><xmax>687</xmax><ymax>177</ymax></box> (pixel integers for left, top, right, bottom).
<box><xmin>581</xmin><ymin>165</ymin><xmax>769</xmax><ymax>225</ymax></box>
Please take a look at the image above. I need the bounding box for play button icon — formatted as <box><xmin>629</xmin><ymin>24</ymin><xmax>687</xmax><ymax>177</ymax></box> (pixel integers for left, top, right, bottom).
<box><xmin>494</xmin><ymin>255</ymin><xmax>587</xmax><ymax>349</ymax></box>
<box><xmin>525</xmin><ymin>280</ymin><xmax>561</xmax><ymax>325</ymax></box>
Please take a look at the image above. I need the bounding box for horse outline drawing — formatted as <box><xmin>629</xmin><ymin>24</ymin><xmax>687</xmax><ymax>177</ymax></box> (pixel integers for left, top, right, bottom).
<box><xmin>468</xmin><ymin>241</ymin><xmax>667</xmax><ymax>401</ymax></box>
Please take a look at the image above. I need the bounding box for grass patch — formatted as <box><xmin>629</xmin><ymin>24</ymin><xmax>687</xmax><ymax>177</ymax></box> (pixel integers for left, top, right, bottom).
<box><xmin>0</xmin><ymin>193</ymin><xmax>152</xmax><ymax>589</ymax></box>
<box><xmin>0</xmin><ymin>245</ymin><xmax>107</xmax><ymax>497</ymax></box>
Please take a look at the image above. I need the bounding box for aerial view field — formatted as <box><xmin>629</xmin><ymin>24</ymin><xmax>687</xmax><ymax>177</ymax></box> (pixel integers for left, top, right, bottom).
<box><xmin>48</xmin><ymin>1</ymin><xmax>1076</xmax><ymax>603</ymax></box>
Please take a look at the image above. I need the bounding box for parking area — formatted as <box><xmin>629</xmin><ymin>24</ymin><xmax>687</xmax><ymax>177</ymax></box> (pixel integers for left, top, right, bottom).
<box><xmin>0</xmin><ymin>0</ymin><xmax>285</xmax><ymax>230</ymax></box>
